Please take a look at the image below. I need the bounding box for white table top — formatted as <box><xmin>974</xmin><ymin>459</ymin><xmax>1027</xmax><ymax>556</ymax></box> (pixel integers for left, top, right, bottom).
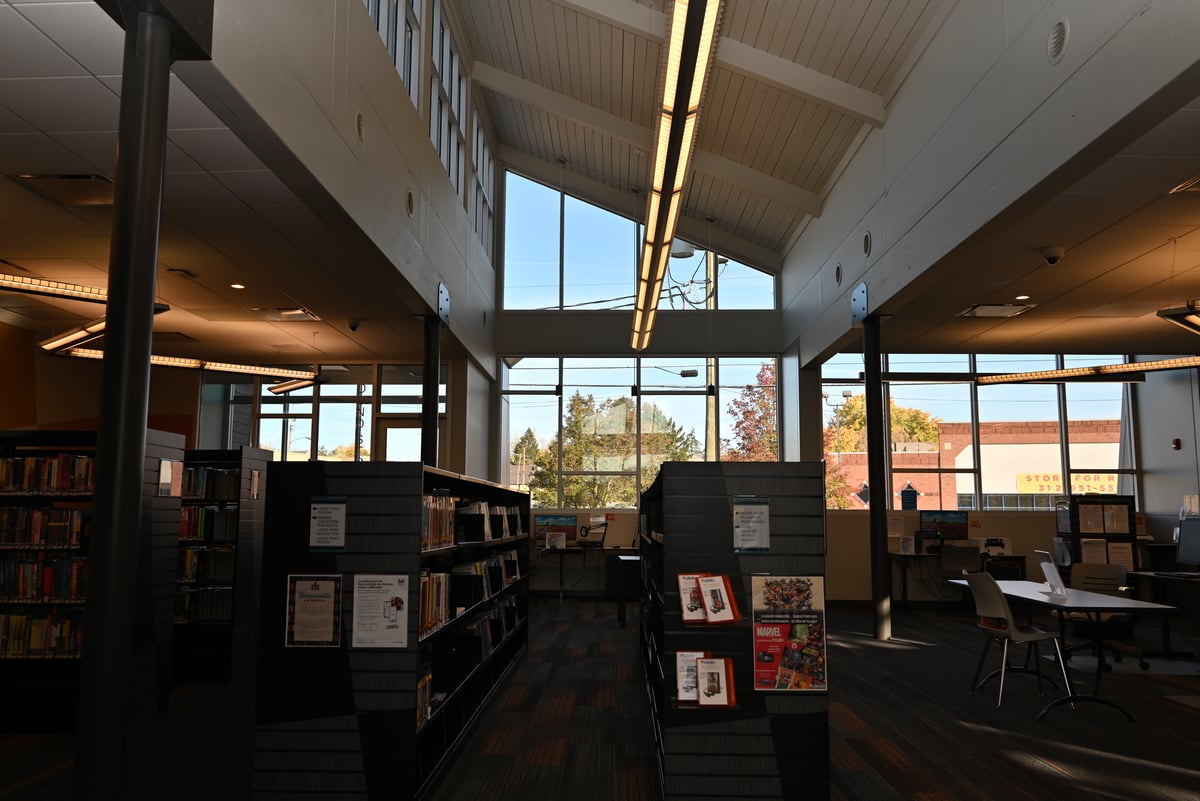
<box><xmin>951</xmin><ymin>579</ymin><xmax>1176</xmax><ymax>613</ymax></box>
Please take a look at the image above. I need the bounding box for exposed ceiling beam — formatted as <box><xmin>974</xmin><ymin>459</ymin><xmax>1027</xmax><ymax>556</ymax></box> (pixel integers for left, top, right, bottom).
<box><xmin>553</xmin><ymin>0</ymin><xmax>886</xmax><ymax>127</ymax></box>
<box><xmin>498</xmin><ymin>146</ymin><xmax>782</xmax><ymax>274</ymax></box>
<box><xmin>474</xmin><ymin>63</ymin><xmax>820</xmax><ymax>216</ymax></box>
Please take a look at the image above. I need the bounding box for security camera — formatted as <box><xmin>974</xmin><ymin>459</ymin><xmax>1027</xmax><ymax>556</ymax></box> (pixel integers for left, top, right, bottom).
<box><xmin>1041</xmin><ymin>246</ymin><xmax>1065</xmax><ymax>266</ymax></box>
<box><xmin>348</xmin><ymin>319</ymin><xmax>361</xmax><ymax>332</ymax></box>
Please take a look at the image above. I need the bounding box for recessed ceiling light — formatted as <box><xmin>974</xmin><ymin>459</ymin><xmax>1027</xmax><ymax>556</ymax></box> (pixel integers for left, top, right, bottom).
<box><xmin>1015</xmin><ymin>294</ymin><xmax>1030</xmax><ymax>301</ymax></box>
<box><xmin>230</xmin><ymin>283</ymin><xmax>245</xmax><ymax>290</ymax></box>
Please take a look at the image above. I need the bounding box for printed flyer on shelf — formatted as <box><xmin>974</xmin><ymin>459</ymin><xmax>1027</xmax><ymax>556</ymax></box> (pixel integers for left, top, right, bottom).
<box><xmin>750</xmin><ymin>575</ymin><xmax>828</xmax><ymax>692</ymax></box>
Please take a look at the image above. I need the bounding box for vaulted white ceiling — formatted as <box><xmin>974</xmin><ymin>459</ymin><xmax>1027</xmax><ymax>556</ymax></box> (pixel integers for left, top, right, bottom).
<box><xmin>2</xmin><ymin>0</ymin><xmax>1200</xmax><ymax>366</ymax></box>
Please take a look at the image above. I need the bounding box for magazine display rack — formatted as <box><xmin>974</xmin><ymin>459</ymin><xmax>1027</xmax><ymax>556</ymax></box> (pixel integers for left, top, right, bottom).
<box><xmin>254</xmin><ymin>462</ymin><xmax>529</xmax><ymax>800</ymax></box>
<box><xmin>639</xmin><ymin>461</ymin><xmax>830</xmax><ymax>801</ymax></box>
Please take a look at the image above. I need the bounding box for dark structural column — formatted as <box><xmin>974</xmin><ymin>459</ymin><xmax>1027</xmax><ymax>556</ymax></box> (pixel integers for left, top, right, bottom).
<box><xmin>422</xmin><ymin>315</ymin><xmax>441</xmax><ymax>467</ymax></box>
<box><xmin>74</xmin><ymin>8</ymin><xmax>172</xmax><ymax>799</ymax></box>
<box><xmin>863</xmin><ymin>315</ymin><xmax>892</xmax><ymax>640</ymax></box>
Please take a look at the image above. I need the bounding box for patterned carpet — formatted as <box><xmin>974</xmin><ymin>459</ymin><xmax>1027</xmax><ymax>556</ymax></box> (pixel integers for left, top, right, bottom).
<box><xmin>3</xmin><ymin>598</ymin><xmax>1197</xmax><ymax>800</ymax></box>
<box><xmin>432</xmin><ymin>597</ymin><xmax>1200</xmax><ymax>801</ymax></box>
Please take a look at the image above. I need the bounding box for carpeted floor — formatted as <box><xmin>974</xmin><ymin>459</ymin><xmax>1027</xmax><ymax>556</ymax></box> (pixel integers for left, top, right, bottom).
<box><xmin>3</xmin><ymin>597</ymin><xmax>1198</xmax><ymax>801</ymax></box>
<box><xmin>431</xmin><ymin>596</ymin><xmax>1200</xmax><ymax>801</ymax></box>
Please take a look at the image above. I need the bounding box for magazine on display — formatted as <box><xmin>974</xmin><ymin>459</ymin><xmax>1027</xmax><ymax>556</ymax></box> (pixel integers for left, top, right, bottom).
<box><xmin>696</xmin><ymin>657</ymin><xmax>736</xmax><ymax>706</ymax></box>
<box><xmin>750</xmin><ymin>576</ymin><xmax>827</xmax><ymax>692</ymax></box>
<box><xmin>677</xmin><ymin>573</ymin><xmax>711</xmax><ymax>622</ymax></box>
<box><xmin>675</xmin><ymin>650</ymin><xmax>709</xmax><ymax>702</ymax></box>
<box><xmin>696</xmin><ymin>574</ymin><xmax>740</xmax><ymax>624</ymax></box>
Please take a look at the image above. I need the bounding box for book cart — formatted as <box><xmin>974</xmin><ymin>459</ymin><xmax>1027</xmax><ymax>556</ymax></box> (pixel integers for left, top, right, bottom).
<box><xmin>639</xmin><ymin>462</ymin><xmax>830</xmax><ymax>801</ymax></box>
<box><xmin>253</xmin><ymin>461</ymin><xmax>529</xmax><ymax>800</ymax></box>
<box><xmin>0</xmin><ymin>428</ymin><xmax>182</xmax><ymax>731</ymax></box>
<box><xmin>173</xmin><ymin>447</ymin><xmax>270</xmax><ymax>682</ymax></box>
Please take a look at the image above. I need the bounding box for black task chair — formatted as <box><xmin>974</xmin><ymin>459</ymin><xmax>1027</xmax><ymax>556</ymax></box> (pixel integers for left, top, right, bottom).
<box><xmin>1063</xmin><ymin>563</ymin><xmax>1149</xmax><ymax>670</ymax></box>
<box><xmin>965</xmin><ymin>571</ymin><xmax>1072</xmax><ymax>707</ymax></box>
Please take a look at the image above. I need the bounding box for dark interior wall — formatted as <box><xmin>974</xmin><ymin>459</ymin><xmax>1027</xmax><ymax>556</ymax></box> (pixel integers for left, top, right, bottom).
<box><xmin>0</xmin><ymin>322</ymin><xmax>37</xmax><ymax>428</ymax></box>
<box><xmin>0</xmin><ymin>321</ymin><xmax>201</xmax><ymax>444</ymax></box>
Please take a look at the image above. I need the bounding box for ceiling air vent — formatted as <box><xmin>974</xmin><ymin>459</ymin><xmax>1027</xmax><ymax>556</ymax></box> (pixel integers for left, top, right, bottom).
<box><xmin>1047</xmin><ymin>19</ymin><xmax>1069</xmax><ymax>65</ymax></box>
<box><xmin>958</xmin><ymin>303</ymin><xmax>1036</xmax><ymax>319</ymax></box>
<box><xmin>9</xmin><ymin>174</ymin><xmax>114</xmax><ymax>207</ymax></box>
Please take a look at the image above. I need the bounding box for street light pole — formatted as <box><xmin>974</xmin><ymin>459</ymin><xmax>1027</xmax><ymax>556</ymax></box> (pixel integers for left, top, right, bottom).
<box><xmin>822</xmin><ymin>389</ymin><xmax>853</xmax><ymax>464</ymax></box>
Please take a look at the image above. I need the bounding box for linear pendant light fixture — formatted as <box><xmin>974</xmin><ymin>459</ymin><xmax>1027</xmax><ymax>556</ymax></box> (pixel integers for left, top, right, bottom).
<box><xmin>631</xmin><ymin>0</ymin><xmax>723</xmax><ymax>351</ymax></box>
<box><xmin>977</xmin><ymin>356</ymin><xmax>1200</xmax><ymax>384</ymax></box>
<box><xmin>61</xmin><ymin>347</ymin><xmax>317</xmax><ymax>381</ymax></box>
<box><xmin>1156</xmin><ymin>299</ymin><xmax>1200</xmax><ymax>335</ymax></box>
<box><xmin>0</xmin><ymin>271</ymin><xmax>109</xmax><ymax>304</ymax></box>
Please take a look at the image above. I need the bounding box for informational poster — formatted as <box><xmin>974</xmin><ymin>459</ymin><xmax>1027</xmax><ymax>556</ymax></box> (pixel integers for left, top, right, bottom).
<box><xmin>352</xmin><ymin>573</ymin><xmax>410</xmax><ymax>648</ymax></box>
<box><xmin>534</xmin><ymin>514</ymin><xmax>577</xmax><ymax>548</ymax></box>
<box><xmin>733</xmin><ymin>497</ymin><xmax>770</xmax><ymax>552</ymax></box>
<box><xmin>309</xmin><ymin>496</ymin><xmax>347</xmax><ymax>551</ymax></box>
<box><xmin>285</xmin><ymin>574</ymin><xmax>342</xmax><ymax>647</ymax></box>
<box><xmin>750</xmin><ymin>576</ymin><xmax>827</xmax><ymax>692</ymax></box>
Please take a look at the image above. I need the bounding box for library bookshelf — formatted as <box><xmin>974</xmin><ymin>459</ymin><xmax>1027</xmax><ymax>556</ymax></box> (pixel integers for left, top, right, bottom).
<box><xmin>639</xmin><ymin>462</ymin><xmax>830</xmax><ymax>801</ymax></box>
<box><xmin>0</xmin><ymin>428</ymin><xmax>183</xmax><ymax>732</ymax></box>
<box><xmin>253</xmin><ymin>461</ymin><xmax>529</xmax><ymax>800</ymax></box>
<box><xmin>173</xmin><ymin>447</ymin><xmax>270</xmax><ymax>683</ymax></box>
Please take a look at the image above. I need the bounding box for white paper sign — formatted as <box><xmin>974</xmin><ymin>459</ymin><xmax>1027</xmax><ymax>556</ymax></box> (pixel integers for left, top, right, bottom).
<box><xmin>352</xmin><ymin>574</ymin><xmax>409</xmax><ymax>648</ymax></box>
<box><xmin>310</xmin><ymin>497</ymin><xmax>347</xmax><ymax>550</ymax></box>
<box><xmin>733</xmin><ymin>497</ymin><xmax>770</xmax><ymax>551</ymax></box>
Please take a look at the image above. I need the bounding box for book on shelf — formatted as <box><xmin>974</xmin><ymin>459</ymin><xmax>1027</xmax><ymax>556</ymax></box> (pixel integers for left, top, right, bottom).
<box><xmin>419</xmin><ymin>570</ymin><xmax>451</xmax><ymax>637</ymax></box>
<box><xmin>456</xmin><ymin>500</ymin><xmax>492</xmax><ymax>543</ymax></box>
<box><xmin>0</xmin><ymin>453</ymin><xmax>95</xmax><ymax>494</ymax></box>
<box><xmin>422</xmin><ymin>493</ymin><xmax>458</xmax><ymax>550</ymax></box>
<box><xmin>416</xmin><ymin>670</ymin><xmax>433</xmax><ymax>729</ymax></box>
<box><xmin>696</xmin><ymin>657</ymin><xmax>736</xmax><ymax>706</ymax></box>
<box><xmin>677</xmin><ymin>573</ymin><xmax>711</xmax><ymax>623</ymax></box>
<box><xmin>675</xmin><ymin>650</ymin><xmax>709</xmax><ymax>702</ymax></box>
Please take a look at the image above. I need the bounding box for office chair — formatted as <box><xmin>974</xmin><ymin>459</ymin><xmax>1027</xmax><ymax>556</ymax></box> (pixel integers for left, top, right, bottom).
<box><xmin>965</xmin><ymin>572</ymin><xmax>1072</xmax><ymax>708</ymax></box>
<box><xmin>1063</xmin><ymin>563</ymin><xmax>1149</xmax><ymax>670</ymax></box>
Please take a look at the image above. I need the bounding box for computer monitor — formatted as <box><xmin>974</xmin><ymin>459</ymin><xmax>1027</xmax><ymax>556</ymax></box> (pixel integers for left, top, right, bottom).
<box><xmin>1177</xmin><ymin>517</ymin><xmax>1200</xmax><ymax>568</ymax></box>
<box><xmin>918</xmin><ymin>509</ymin><xmax>969</xmax><ymax>539</ymax></box>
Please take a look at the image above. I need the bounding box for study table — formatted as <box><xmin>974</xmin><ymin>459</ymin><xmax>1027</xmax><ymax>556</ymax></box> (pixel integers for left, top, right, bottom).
<box><xmin>952</xmin><ymin>578</ymin><xmax>1176</xmax><ymax>721</ymax></box>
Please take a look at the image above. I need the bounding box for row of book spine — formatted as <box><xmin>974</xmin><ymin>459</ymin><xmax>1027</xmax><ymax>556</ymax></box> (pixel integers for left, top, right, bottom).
<box><xmin>179</xmin><ymin>505</ymin><xmax>238</xmax><ymax>543</ymax></box>
<box><xmin>174</xmin><ymin>586</ymin><xmax>234</xmax><ymax>624</ymax></box>
<box><xmin>177</xmin><ymin>546</ymin><xmax>236</xmax><ymax>584</ymax></box>
<box><xmin>0</xmin><ymin>607</ymin><xmax>86</xmax><ymax>658</ymax></box>
<box><xmin>418</xmin><ymin>570</ymin><xmax>451</xmax><ymax>638</ymax></box>
<box><xmin>181</xmin><ymin>466</ymin><xmax>239</xmax><ymax>501</ymax></box>
<box><xmin>422</xmin><ymin>496</ymin><xmax>527</xmax><ymax>551</ymax></box>
<box><xmin>0</xmin><ymin>454</ymin><xmax>94</xmax><ymax>494</ymax></box>
<box><xmin>0</xmin><ymin>506</ymin><xmax>90</xmax><ymax>549</ymax></box>
<box><xmin>415</xmin><ymin>599</ymin><xmax>523</xmax><ymax>731</ymax></box>
<box><xmin>421</xmin><ymin>494</ymin><xmax>459</xmax><ymax>550</ymax></box>
<box><xmin>0</xmin><ymin>555</ymin><xmax>87</xmax><ymax>602</ymax></box>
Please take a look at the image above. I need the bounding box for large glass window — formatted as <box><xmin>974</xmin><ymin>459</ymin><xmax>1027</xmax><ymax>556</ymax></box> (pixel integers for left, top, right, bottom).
<box><xmin>502</xmin><ymin>356</ymin><xmax>776</xmax><ymax>508</ymax></box>
<box><xmin>362</xmin><ymin>0</ymin><xmax>420</xmax><ymax>108</ymax></box>
<box><xmin>563</xmin><ymin>195</ymin><xmax>637</xmax><ymax>310</ymax></box>
<box><xmin>473</xmin><ymin>112</ymin><xmax>495</xmax><ymax>258</ymax></box>
<box><xmin>820</xmin><ymin>352</ymin><xmax>1137</xmax><ymax>511</ymax></box>
<box><xmin>503</xmin><ymin>173</ymin><xmax>560</xmax><ymax>309</ymax></box>
<box><xmin>430</xmin><ymin>1</ymin><xmax>464</xmax><ymax>192</ymax></box>
<box><xmin>501</xmin><ymin>169</ymin><xmax>776</xmax><ymax>312</ymax></box>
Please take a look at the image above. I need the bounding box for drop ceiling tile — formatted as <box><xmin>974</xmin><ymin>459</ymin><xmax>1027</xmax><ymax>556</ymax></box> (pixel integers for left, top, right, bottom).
<box><xmin>0</xmin><ymin>131</ymin><xmax>93</xmax><ymax>173</ymax></box>
<box><xmin>0</xmin><ymin>101</ymin><xmax>35</xmax><ymax>133</ymax></box>
<box><xmin>16</xmin><ymin>1</ymin><xmax>123</xmax><ymax>76</ymax></box>
<box><xmin>0</xmin><ymin>76</ymin><xmax>118</xmax><ymax>132</ymax></box>
<box><xmin>0</xmin><ymin>6</ymin><xmax>86</xmax><ymax>79</ymax></box>
<box><xmin>214</xmin><ymin>171</ymin><xmax>303</xmax><ymax>207</ymax></box>
<box><xmin>163</xmin><ymin>171</ymin><xmax>240</xmax><ymax>208</ymax></box>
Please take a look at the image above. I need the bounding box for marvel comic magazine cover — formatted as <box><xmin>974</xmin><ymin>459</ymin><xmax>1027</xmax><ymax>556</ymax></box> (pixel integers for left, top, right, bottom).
<box><xmin>750</xmin><ymin>576</ymin><xmax>827</xmax><ymax>692</ymax></box>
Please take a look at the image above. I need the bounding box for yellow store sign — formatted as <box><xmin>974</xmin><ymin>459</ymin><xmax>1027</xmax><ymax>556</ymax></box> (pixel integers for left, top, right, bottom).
<box><xmin>1016</xmin><ymin>473</ymin><xmax>1118</xmax><ymax>494</ymax></box>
